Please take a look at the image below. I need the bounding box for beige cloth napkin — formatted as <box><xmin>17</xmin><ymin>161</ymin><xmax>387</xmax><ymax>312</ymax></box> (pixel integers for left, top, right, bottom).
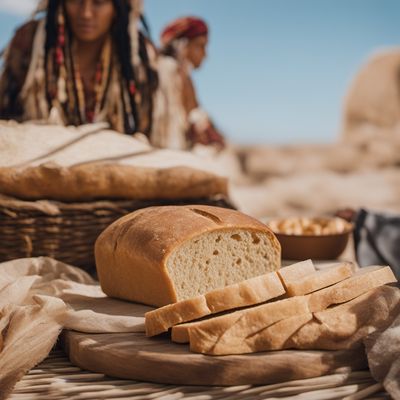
<box><xmin>364</xmin><ymin>312</ymin><xmax>400</xmax><ymax>399</ymax></box>
<box><xmin>0</xmin><ymin>257</ymin><xmax>151</xmax><ymax>399</ymax></box>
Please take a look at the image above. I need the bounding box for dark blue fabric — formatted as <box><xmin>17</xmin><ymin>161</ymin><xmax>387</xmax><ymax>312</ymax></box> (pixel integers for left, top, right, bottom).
<box><xmin>354</xmin><ymin>208</ymin><xmax>400</xmax><ymax>279</ymax></box>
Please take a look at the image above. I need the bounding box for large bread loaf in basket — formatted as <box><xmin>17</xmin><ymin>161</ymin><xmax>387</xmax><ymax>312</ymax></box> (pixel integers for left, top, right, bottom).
<box><xmin>0</xmin><ymin>122</ymin><xmax>233</xmax><ymax>271</ymax></box>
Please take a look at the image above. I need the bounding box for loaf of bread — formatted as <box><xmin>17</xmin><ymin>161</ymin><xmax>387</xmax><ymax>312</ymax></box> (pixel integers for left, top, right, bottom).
<box><xmin>172</xmin><ymin>265</ymin><xmax>398</xmax><ymax>355</ymax></box>
<box><xmin>0</xmin><ymin>123</ymin><xmax>230</xmax><ymax>201</ymax></box>
<box><xmin>95</xmin><ymin>205</ymin><xmax>281</xmax><ymax>307</ymax></box>
<box><xmin>169</xmin><ymin>260</ymin><xmax>352</xmax><ymax>342</ymax></box>
<box><xmin>0</xmin><ymin>164</ymin><xmax>228</xmax><ymax>201</ymax></box>
<box><xmin>146</xmin><ymin>271</ymin><xmax>285</xmax><ymax>336</ymax></box>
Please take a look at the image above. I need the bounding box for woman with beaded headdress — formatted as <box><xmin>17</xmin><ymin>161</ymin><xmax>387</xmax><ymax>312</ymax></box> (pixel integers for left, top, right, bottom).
<box><xmin>151</xmin><ymin>16</ymin><xmax>226</xmax><ymax>151</ymax></box>
<box><xmin>0</xmin><ymin>0</ymin><xmax>157</xmax><ymax>136</ymax></box>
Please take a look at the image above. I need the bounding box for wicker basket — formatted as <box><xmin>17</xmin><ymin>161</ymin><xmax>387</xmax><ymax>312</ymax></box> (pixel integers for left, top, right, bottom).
<box><xmin>0</xmin><ymin>195</ymin><xmax>233</xmax><ymax>272</ymax></box>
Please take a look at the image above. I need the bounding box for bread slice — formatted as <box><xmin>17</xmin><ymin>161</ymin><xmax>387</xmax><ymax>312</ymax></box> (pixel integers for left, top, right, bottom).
<box><xmin>187</xmin><ymin>296</ymin><xmax>310</xmax><ymax>353</ymax></box>
<box><xmin>287</xmin><ymin>284</ymin><xmax>400</xmax><ymax>350</ymax></box>
<box><xmin>191</xmin><ymin>284</ymin><xmax>400</xmax><ymax>355</ymax></box>
<box><xmin>172</xmin><ymin>313</ymin><xmax>313</xmax><ymax>348</ymax></box>
<box><xmin>170</xmin><ymin>260</ymin><xmax>352</xmax><ymax>343</ymax></box>
<box><xmin>172</xmin><ymin>319</ymin><xmax>201</xmax><ymax>343</ymax></box>
<box><xmin>145</xmin><ymin>271</ymin><xmax>285</xmax><ymax>336</ymax></box>
<box><xmin>307</xmin><ymin>265</ymin><xmax>397</xmax><ymax>312</ymax></box>
<box><xmin>244</xmin><ymin>313</ymin><xmax>313</xmax><ymax>352</ymax></box>
<box><xmin>145</xmin><ymin>296</ymin><xmax>210</xmax><ymax>337</ymax></box>
<box><xmin>284</xmin><ymin>262</ymin><xmax>355</xmax><ymax>296</ymax></box>
<box><xmin>148</xmin><ymin>260</ymin><xmax>320</xmax><ymax>337</ymax></box>
<box><xmin>277</xmin><ymin>259</ymin><xmax>316</xmax><ymax>289</ymax></box>
<box><xmin>182</xmin><ymin>265</ymin><xmax>397</xmax><ymax>354</ymax></box>
<box><xmin>96</xmin><ymin>205</ymin><xmax>281</xmax><ymax>307</ymax></box>
<box><xmin>193</xmin><ymin>313</ymin><xmax>314</xmax><ymax>355</ymax></box>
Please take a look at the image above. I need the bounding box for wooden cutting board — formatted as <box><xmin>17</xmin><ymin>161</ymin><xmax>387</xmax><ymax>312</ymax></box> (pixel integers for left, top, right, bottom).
<box><xmin>63</xmin><ymin>330</ymin><xmax>368</xmax><ymax>386</ymax></box>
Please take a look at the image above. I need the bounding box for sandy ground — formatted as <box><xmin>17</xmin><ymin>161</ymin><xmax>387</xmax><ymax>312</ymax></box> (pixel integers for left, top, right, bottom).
<box><xmin>229</xmin><ymin>139</ymin><xmax>400</xmax><ymax>219</ymax></box>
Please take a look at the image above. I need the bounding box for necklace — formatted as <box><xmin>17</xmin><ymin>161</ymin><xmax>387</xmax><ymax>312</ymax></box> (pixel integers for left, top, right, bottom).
<box><xmin>73</xmin><ymin>37</ymin><xmax>112</xmax><ymax>123</ymax></box>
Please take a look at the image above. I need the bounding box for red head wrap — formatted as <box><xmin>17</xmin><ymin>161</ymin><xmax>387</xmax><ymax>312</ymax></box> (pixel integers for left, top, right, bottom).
<box><xmin>160</xmin><ymin>17</ymin><xmax>208</xmax><ymax>47</ymax></box>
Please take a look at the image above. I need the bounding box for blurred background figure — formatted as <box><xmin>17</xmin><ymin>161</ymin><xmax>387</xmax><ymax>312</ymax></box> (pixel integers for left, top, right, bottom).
<box><xmin>0</xmin><ymin>0</ymin><xmax>157</xmax><ymax>136</ymax></box>
<box><xmin>151</xmin><ymin>16</ymin><xmax>225</xmax><ymax>150</ymax></box>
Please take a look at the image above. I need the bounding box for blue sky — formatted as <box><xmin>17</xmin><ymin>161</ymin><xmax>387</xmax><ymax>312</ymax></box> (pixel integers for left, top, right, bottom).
<box><xmin>0</xmin><ymin>0</ymin><xmax>399</xmax><ymax>144</ymax></box>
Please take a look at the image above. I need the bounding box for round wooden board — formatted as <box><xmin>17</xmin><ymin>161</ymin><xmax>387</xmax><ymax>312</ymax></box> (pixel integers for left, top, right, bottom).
<box><xmin>63</xmin><ymin>330</ymin><xmax>368</xmax><ymax>386</ymax></box>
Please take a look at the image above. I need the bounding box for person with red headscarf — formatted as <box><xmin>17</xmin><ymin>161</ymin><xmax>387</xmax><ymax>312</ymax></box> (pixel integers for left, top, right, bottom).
<box><xmin>151</xmin><ymin>16</ymin><xmax>225</xmax><ymax>151</ymax></box>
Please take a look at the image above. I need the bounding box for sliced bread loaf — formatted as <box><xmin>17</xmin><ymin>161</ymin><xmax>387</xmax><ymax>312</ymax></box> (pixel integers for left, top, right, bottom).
<box><xmin>170</xmin><ymin>261</ymin><xmax>354</xmax><ymax>343</ymax></box>
<box><xmin>179</xmin><ymin>265</ymin><xmax>396</xmax><ymax>354</ymax></box>
<box><xmin>191</xmin><ymin>284</ymin><xmax>400</xmax><ymax>355</ymax></box>
<box><xmin>95</xmin><ymin>205</ymin><xmax>281</xmax><ymax>307</ymax></box>
<box><xmin>148</xmin><ymin>260</ymin><xmax>320</xmax><ymax>337</ymax></box>
<box><xmin>145</xmin><ymin>271</ymin><xmax>285</xmax><ymax>336</ymax></box>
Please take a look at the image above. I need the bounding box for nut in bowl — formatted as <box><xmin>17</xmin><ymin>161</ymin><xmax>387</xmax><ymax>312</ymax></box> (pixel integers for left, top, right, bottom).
<box><xmin>266</xmin><ymin>216</ymin><xmax>354</xmax><ymax>260</ymax></box>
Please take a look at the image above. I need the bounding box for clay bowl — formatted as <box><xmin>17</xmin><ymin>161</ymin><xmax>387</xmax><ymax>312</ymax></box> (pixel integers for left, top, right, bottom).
<box><xmin>266</xmin><ymin>216</ymin><xmax>354</xmax><ymax>261</ymax></box>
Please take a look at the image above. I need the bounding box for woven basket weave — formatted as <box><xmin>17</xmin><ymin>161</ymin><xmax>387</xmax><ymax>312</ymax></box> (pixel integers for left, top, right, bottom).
<box><xmin>0</xmin><ymin>195</ymin><xmax>233</xmax><ymax>272</ymax></box>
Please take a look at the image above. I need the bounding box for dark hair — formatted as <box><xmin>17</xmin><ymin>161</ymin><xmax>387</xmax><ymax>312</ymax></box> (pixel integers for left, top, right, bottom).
<box><xmin>44</xmin><ymin>0</ymin><xmax>156</xmax><ymax>134</ymax></box>
<box><xmin>45</xmin><ymin>0</ymin><xmax>59</xmax><ymax>51</ymax></box>
<box><xmin>111</xmin><ymin>0</ymin><xmax>138</xmax><ymax>132</ymax></box>
<box><xmin>160</xmin><ymin>43</ymin><xmax>177</xmax><ymax>59</ymax></box>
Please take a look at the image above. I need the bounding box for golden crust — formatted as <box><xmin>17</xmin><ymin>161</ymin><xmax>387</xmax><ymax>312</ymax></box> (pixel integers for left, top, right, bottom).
<box><xmin>95</xmin><ymin>205</ymin><xmax>281</xmax><ymax>307</ymax></box>
<box><xmin>146</xmin><ymin>271</ymin><xmax>285</xmax><ymax>336</ymax></box>
<box><xmin>0</xmin><ymin>164</ymin><xmax>228</xmax><ymax>201</ymax></box>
